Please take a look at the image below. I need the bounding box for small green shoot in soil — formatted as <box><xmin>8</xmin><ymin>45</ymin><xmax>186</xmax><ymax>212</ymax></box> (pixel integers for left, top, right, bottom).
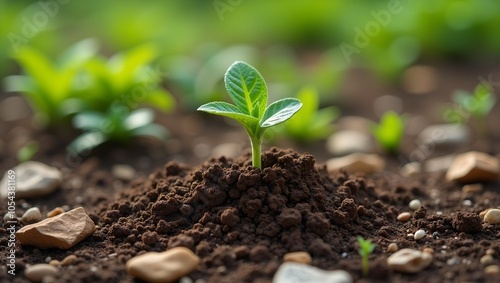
<box><xmin>17</xmin><ymin>141</ymin><xmax>39</xmax><ymax>162</ymax></box>
<box><xmin>357</xmin><ymin>236</ymin><xmax>375</xmax><ymax>277</ymax></box>
<box><xmin>372</xmin><ymin>111</ymin><xmax>405</xmax><ymax>154</ymax></box>
<box><xmin>197</xmin><ymin>61</ymin><xmax>302</xmax><ymax>169</ymax></box>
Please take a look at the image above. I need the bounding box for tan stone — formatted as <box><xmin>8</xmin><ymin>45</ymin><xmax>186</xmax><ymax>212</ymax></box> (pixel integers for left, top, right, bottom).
<box><xmin>387</xmin><ymin>243</ymin><xmax>398</xmax><ymax>253</ymax></box>
<box><xmin>480</xmin><ymin>209</ymin><xmax>492</xmax><ymax>220</ymax></box>
<box><xmin>126</xmin><ymin>247</ymin><xmax>200</xmax><ymax>283</ymax></box>
<box><xmin>485</xmin><ymin>265</ymin><xmax>500</xmax><ymax>276</ymax></box>
<box><xmin>25</xmin><ymin>264</ymin><xmax>58</xmax><ymax>282</ymax></box>
<box><xmin>327</xmin><ymin>153</ymin><xmax>385</xmax><ymax>174</ymax></box>
<box><xmin>283</xmin><ymin>251</ymin><xmax>312</xmax><ymax>265</ymax></box>
<box><xmin>446</xmin><ymin>151</ymin><xmax>499</xmax><ymax>183</ymax></box>
<box><xmin>422</xmin><ymin>248</ymin><xmax>434</xmax><ymax>254</ymax></box>
<box><xmin>480</xmin><ymin>254</ymin><xmax>494</xmax><ymax>265</ymax></box>
<box><xmin>16</xmin><ymin>207</ymin><xmax>95</xmax><ymax>249</ymax></box>
<box><xmin>387</xmin><ymin>249</ymin><xmax>433</xmax><ymax>273</ymax></box>
<box><xmin>462</xmin><ymin>184</ymin><xmax>483</xmax><ymax>194</ymax></box>
<box><xmin>484</xmin><ymin>209</ymin><xmax>500</xmax><ymax>225</ymax></box>
<box><xmin>397</xmin><ymin>212</ymin><xmax>411</xmax><ymax>222</ymax></box>
<box><xmin>61</xmin><ymin>255</ymin><xmax>77</xmax><ymax>266</ymax></box>
<box><xmin>47</xmin><ymin>207</ymin><xmax>65</xmax><ymax>218</ymax></box>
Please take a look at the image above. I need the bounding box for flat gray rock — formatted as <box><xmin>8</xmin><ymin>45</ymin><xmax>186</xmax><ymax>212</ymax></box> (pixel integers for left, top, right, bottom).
<box><xmin>418</xmin><ymin>124</ymin><xmax>469</xmax><ymax>146</ymax></box>
<box><xmin>0</xmin><ymin>161</ymin><xmax>62</xmax><ymax>199</ymax></box>
<box><xmin>273</xmin><ymin>262</ymin><xmax>352</xmax><ymax>283</ymax></box>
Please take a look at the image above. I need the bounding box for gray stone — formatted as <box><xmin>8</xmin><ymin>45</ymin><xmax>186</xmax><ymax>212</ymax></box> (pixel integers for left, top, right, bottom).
<box><xmin>418</xmin><ymin>124</ymin><xmax>469</xmax><ymax>147</ymax></box>
<box><xmin>273</xmin><ymin>262</ymin><xmax>352</xmax><ymax>283</ymax></box>
<box><xmin>0</xmin><ymin>161</ymin><xmax>62</xmax><ymax>199</ymax></box>
<box><xmin>21</xmin><ymin>207</ymin><xmax>42</xmax><ymax>223</ymax></box>
<box><xmin>326</xmin><ymin>130</ymin><xmax>373</xmax><ymax>156</ymax></box>
<box><xmin>387</xmin><ymin>249</ymin><xmax>433</xmax><ymax>273</ymax></box>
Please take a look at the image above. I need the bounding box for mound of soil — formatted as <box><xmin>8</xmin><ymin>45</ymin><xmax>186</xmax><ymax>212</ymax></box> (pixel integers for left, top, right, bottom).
<box><xmin>2</xmin><ymin>148</ymin><xmax>500</xmax><ymax>282</ymax></box>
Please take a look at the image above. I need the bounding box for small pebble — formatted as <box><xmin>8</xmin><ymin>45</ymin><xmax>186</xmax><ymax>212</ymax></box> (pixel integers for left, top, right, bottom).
<box><xmin>387</xmin><ymin>249</ymin><xmax>433</xmax><ymax>273</ymax></box>
<box><xmin>462</xmin><ymin>184</ymin><xmax>483</xmax><ymax>194</ymax></box>
<box><xmin>47</xmin><ymin>207</ymin><xmax>65</xmax><ymax>218</ymax></box>
<box><xmin>21</xmin><ymin>207</ymin><xmax>42</xmax><ymax>223</ymax></box>
<box><xmin>480</xmin><ymin>254</ymin><xmax>494</xmax><ymax>265</ymax></box>
<box><xmin>486</xmin><ymin>249</ymin><xmax>495</xmax><ymax>255</ymax></box>
<box><xmin>273</xmin><ymin>263</ymin><xmax>353</xmax><ymax>283</ymax></box>
<box><xmin>283</xmin><ymin>251</ymin><xmax>312</xmax><ymax>265</ymax></box>
<box><xmin>485</xmin><ymin>265</ymin><xmax>500</xmax><ymax>276</ymax></box>
<box><xmin>25</xmin><ymin>264</ymin><xmax>59</xmax><ymax>282</ymax></box>
<box><xmin>479</xmin><ymin>209</ymin><xmax>492</xmax><ymax>220</ymax></box>
<box><xmin>397</xmin><ymin>212</ymin><xmax>411</xmax><ymax>222</ymax></box>
<box><xmin>409</xmin><ymin>199</ymin><xmax>422</xmax><ymax>211</ymax></box>
<box><xmin>49</xmin><ymin>260</ymin><xmax>60</xmax><ymax>267</ymax></box>
<box><xmin>447</xmin><ymin>257</ymin><xmax>461</xmax><ymax>265</ymax></box>
<box><xmin>432</xmin><ymin>232</ymin><xmax>439</xmax><ymax>239</ymax></box>
<box><xmin>462</xmin><ymin>200</ymin><xmax>472</xmax><ymax>207</ymax></box>
<box><xmin>484</xmin><ymin>209</ymin><xmax>500</xmax><ymax>224</ymax></box>
<box><xmin>422</xmin><ymin>248</ymin><xmax>434</xmax><ymax>254</ymax></box>
<box><xmin>61</xmin><ymin>255</ymin><xmax>77</xmax><ymax>266</ymax></box>
<box><xmin>387</xmin><ymin>243</ymin><xmax>399</xmax><ymax>253</ymax></box>
<box><xmin>407</xmin><ymin>233</ymin><xmax>414</xmax><ymax>238</ymax></box>
<box><xmin>414</xmin><ymin>229</ymin><xmax>426</xmax><ymax>240</ymax></box>
<box><xmin>400</xmin><ymin>162</ymin><xmax>421</xmax><ymax>177</ymax></box>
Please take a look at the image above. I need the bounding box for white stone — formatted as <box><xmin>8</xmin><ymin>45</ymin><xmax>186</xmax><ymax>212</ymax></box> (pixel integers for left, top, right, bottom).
<box><xmin>21</xmin><ymin>207</ymin><xmax>42</xmax><ymax>223</ymax></box>
<box><xmin>400</xmin><ymin>162</ymin><xmax>421</xmax><ymax>177</ymax></box>
<box><xmin>484</xmin><ymin>209</ymin><xmax>500</xmax><ymax>225</ymax></box>
<box><xmin>326</xmin><ymin>130</ymin><xmax>373</xmax><ymax>156</ymax></box>
<box><xmin>16</xmin><ymin>207</ymin><xmax>95</xmax><ymax>249</ymax></box>
<box><xmin>273</xmin><ymin>263</ymin><xmax>352</xmax><ymax>283</ymax></box>
<box><xmin>418</xmin><ymin>124</ymin><xmax>469</xmax><ymax>146</ymax></box>
<box><xmin>327</xmin><ymin>153</ymin><xmax>385</xmax><ymax>174</ymax></box>
<box><xmin>111</xmin><ymin>164</ymin><xmax>136</xmax><ymax>181</ymax></box>
<box><xmin>446</xmin><ymin>151</ymin><xmax>500</xmax><ymax>183</ymax></box>
<box><xmin>409</xmin><ymin>199</ymin><xmax>422</xmax><ymax>211</ymax></box>
<box><xmin>0</xmin><ymin>161</ymin><xmax>62</xmax><ymax>199</ymax></box>
<box><xmin>25</xmin><ymin>264</ymin><xmax>59</xmax><ymax>282</ymax></box>
<box><xmin>414</xmin><ymin>229</ymin><xmax>426</xmax><ymax>240</ymax></box>
<box><xmin>387</xmin><ymin>249</ymin><xmax>433</xmax><ymax>273</ymax></box>
<box><xmin>126</xmin><ymin>247</ymin><xmax>200</xmax><ymax>283</ymax></box>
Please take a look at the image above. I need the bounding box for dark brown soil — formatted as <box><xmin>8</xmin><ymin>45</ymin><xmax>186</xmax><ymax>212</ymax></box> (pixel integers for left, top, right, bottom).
<box><xmin>1</xmin><ymin>64</ymin><xmax>500</xmax><ymax>282</ymax></box>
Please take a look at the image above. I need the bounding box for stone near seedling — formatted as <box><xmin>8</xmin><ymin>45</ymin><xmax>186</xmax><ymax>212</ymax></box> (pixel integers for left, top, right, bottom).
<box><xmin>25</xmin><ymin>264</ymin><xmax>59</xmax><ymax>282</ymax></box>
<box><xmin>387</xmin><ymin>249</ymin><xmax>433</xmax><ymax>273</ymax></box>
<box><xmin>126</xmin><ymin>247</ymin><xmax>200</xmax><ymax>283</ymax></box>
<box><xmin>409</xmin><ymin>199</ymin><xmax>421</xmax><ymax>211</ymax></box>
<box><xmin>283</xmin><ymin>251</ymin><xmax>312</xmax><ymax>265</ymax></box>
<box><xmin>16</xmin><ymin>207</ymin><xmax>95</xmax><ymax>249</ymax></box>
<box><xmin>326</xmin><ymin>130</ymin><xmax>373</xmax><ymax>156</ymax></box>
<box><xmin>0</xmin><ymin>161</ymin><xmax>62</xmax><ymax>199</ymax></box>
<box><xmin>483</xmin><ymin>209</ymin><xmax>500</xmax><ymax>225</ymax></box>
<box><xmin>111</xmin><ymin>164</ymin><xmax>136</xmax><ymax>181</ymax></box>
<box><xmin>446</xmin><ymin>151</ymin><xmax>499</xmax><ymax>183</ymax></box>
<box><xmin>400</xmin><ymin>162</ymin><xmax>421</xmax><ymax>177</ymax></box>
<box><xmin>397</xmin><ymin>212</ymin><xmax>411</xmax><ymax>222</ymax></box>
<box><xmin>418</xmin><ymin>124</ymin><xmax>469</xmax><ymax>147</ymax></box>
<box><xmin>326</xmin><ymin>153</ymin><xmax>385</xmax><ymax>174</ymax></box>
<box><xmin>387</xmin><ymin>243</ymin><xmax>399</xmax><ymax>253</ymax></box>
<box><xmin>47</xmin><ymin>207</ymin><xmax>65</xmax><ymax>218</ymax></box>
<box><xmin>21</xmin><ymin>207</ymin><xmax>42</xmax><ymax>223</ymax></box>
<box><xmin>273</xmin><ymin>262</ymin><xmax>352</xmax><ymax>283</ymax></box>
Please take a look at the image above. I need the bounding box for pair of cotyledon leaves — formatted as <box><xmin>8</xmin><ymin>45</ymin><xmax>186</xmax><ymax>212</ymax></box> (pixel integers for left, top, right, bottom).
<box><xmin>197</xmin><ymin>61</ymin><xmax>302</xmax><ymax>138</ymax></box>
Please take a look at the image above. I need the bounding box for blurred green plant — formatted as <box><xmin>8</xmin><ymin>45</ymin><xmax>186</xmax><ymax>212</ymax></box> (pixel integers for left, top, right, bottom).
<box><xmin>198</xmin><ymin>61</ymin><xmax>302</xmax><ymax>169</ymax></box>
<box><xmin>4</xmin><ymin>39</ymin><xmax>98</xmax><ymax>127</ymax></box>
<box><xmin>282</xmin><ymin>87</ymin><xmax>339</xmax><ymax>144</ymax></box>
<box><xmin>17</xmin><ymin>141</ymin><xmax>39</xmax><ymax>163</ymax></box>
<box><xmin>371</xmin><ymin>111</ymin><xmax>405</xmax><ymax>154</ymax></box>
<box><xmin>68</xmin><ymin>108</ymin><xmax>168</xmax><ymax>155</ymax></box>
<box><xmin>443</xmin><ymin>81</ymin><xmax>495</xmax><ymax>137</ymax></box>
<box><xmin>357</xmin><ymin>236</ymin><xmax>375</xmax><ymax>277</ymax></box>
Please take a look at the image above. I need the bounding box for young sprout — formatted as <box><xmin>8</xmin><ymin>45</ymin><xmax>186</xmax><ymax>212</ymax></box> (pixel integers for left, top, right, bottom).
<box><xmin>357</xmin><ymin>236</ymin><xmax>375</xmax><ymax>277</ymax></box>
<box><xmin>371</xmin><ymin>111</ymin><xmax>405</xmax><ymax>154</ymax></box>
<box><xmin>17</xmin><ymin>141</ymin><xmax>39</xmax><ymax>163</ymax></box>
<box><xmin>197</xmin><ymin>61</ymin><xmax>302</xmax><ymax>169</ymax></box>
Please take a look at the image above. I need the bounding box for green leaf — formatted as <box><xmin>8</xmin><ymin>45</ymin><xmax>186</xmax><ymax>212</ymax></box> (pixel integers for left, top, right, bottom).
<box><xmin>15</xmin><ymin>46</ymin><xmax>57</xmax><ymax>95</ymax></box>
<box><xmin>224</xmin><ymin>61</ymin><xmax>267</xmax><ymax>117</ymax></box>
<box><xmin>124</xmin><ymin>108</ymin><xmax>154</xmax><ymax>130</ymax></box>
<box><xmin>67</xmin><ymin>131</ymin><xmax>107</xmax><ymax>155</ymax></box>
<box><xmin>17</xmin><ymin>141</ymin><xmax>39</xmax><ymax>163</ymax></box>
<box><xmin>58</xmin><ymin>38</ymin><xmax>99</xmax><ymax>69</ymax></box>
<box><xmin>260</xmin><ymin>98</ymin><xmax>302</xmax><ymax>128</ymax></box>
<box><xmin>472</xmin><ymin>82</ymin><xmax>495</xmax><ymax>117</ymax></box>
<box><xmin>372</xmin><ymin>111</ymin><xmax>405</xmax><ymax>153</ymax></box>
<box><xmin>198</xmin><ymin>101</ymin><xmax>259</xmax><ymax>126</ymax></box>
<box><xmin>73</xmin><ymin>111</ymin><xmax>105</xmax><ymax>131</ymax></box>
<box><xmin>141</xmin><ymin>89</ymin><xmax>175</xmax><ymax>112</ymax></box>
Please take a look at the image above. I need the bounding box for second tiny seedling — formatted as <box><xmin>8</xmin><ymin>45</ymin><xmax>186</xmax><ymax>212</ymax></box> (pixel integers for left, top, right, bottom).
<box><xmin>357</xmin><ymin>236</ymin><xmax>376</xmax><ymax>277</ymax></box>
<box><xmin>198</xmin><ymin>61</ymin><xmax>302</xmax><ymax>169</ymax></box>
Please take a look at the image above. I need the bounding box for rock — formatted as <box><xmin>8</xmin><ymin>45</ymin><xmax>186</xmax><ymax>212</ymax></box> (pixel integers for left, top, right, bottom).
<box><xmin>418</xmin><ymin>124</ymin><xmax>469</xmax><ymax>147</ymax></box>
<box><xmin>425</xmin><ymin>154</ymin><xmax>456</xmax><ymax>173</ymax></box>
<box><xmin>60</xmin><ymin>255</ymin><xmax>77</xmax><ymax>266</ymax></box>
<box><xmin>273</xmin><ymin>262</ymin><xmax>352</xmax><ymax>283</ymax></box>
<box><xmin>446</xmin><ymin>151</ymin><xmax>500</xmax><ymax>183</ymax></box>
<box><xmin>484</xmin><ymin>209</ymin><xmax>500</xmax><ymax>224</ymax></box>
<box><xmin>484</xmin><ymin>265</ymin><xmax>500</xmax><ymax>276</ymax></box>
<box><xmin>409</xmin><ymin>199</ymin><xmax>421</xmax><ymax>211</ymax></box>
<box><xmin>414</xmin><ymin>229</ymin><xmax>426</xmax><ymax>240</ymax></box>
<box><xmin>327</xmin><ymin>153</ymin><xmax>384</xmax><ymax>174</ymax></box>
<box><xmin>397</xmin><ymin>212</ymin><xmax>411</xmax><ymax>222</ymax></box>
<box><xmin>479</xmin><ymin>209</ymin><xmax>492</xmax><ymax>220</ymax></box>
<box><xmin>21</xmin><ymin>207</ymin><xmax>42</xmax><ymax>223</ymax></box>
<box><xmin>126</xmin><ymin>247</ymin><xmax>200</xmax><ymax>283</ymax></box>
<box><xmin>0</xmin><ymin>161</ymin><xmax>62</xmax><ymax>199</ymax></box>
<box><xmin>111</xmin><ymin>164</ymin><xmax>136</xmax><ymax>181</ymax></box>
<box><xmin>462</xmin><ymin>184</ymin><xmax>483</xmax><ymax>194</ymax></box>
<box><xmin>25</xmin><ymin>264</ymin><xmax>59</xmax><ymax>282</ymax></box>
<box><xmin>283</xmin><ymin>251</ymin><xmax>312</xmax><ymax>265</ymax></box>
<box><xmin>480</xmin><ymin>254</ymin><xmax>494</xmax><ymax>265</ymax></box>
<box><xmin>400</xmin><ymin>162</ymin><xmax>421</xmax><ymax>177</ymax></box>
<box><xmin>422</xmin><ymin>248</ymin><xmax>434</xmax><ymax>254</ymax></box>
<box><xmin>402</xmin><ymin>65</ymin><xmax>438</xmax><ymax>95</ymax></box>
<box><xmin>47</xmin><ymin>207</ymin><xmax>65</xmax><ymax>218</ymax></box>
<box><xmin>326</xmin><ymin>130</ymin><xmax>373</xmax><ymax>156</ymax></box>
<box><xmin>387</xmin><ymin>249</ymin><xmax>433</xmax><ymax>273</ymax></box>
<box><xmin>387</xmin><ymin>243</ymin><xmax>399</xmax><ymax>253</ymax></box>
<box><xmin>16</xmin><ymin>207</ymin><xmax>95</xmax><ymax>249</ymax></box>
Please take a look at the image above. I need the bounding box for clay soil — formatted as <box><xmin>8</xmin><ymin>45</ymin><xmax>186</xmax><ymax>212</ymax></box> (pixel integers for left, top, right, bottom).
<box><xmin>1</xmin><ymin>65</ymin><xmax>500</xmax><ymax>283</ymax></box>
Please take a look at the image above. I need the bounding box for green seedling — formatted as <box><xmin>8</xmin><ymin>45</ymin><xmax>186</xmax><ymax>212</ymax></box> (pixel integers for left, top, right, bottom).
<box><xmin>444</xmin><ymin>82</ymin><xmax>495</xmax><ymax>137</ymax></box>
<box><xmin>284</xmin><ymin>86</ymin><xmax>339</xmax><ymax>144</ymax></box>
<box><xmin>17</xmin><ymin>141</ymin><xmax>39</xmax><ymax>163</ymax></box>
<box><xmin>68</xmin><ymin>107</ymin><xmax>168</xmax><ymax>155</ymax></box>
<box><xmin>371</xmin><ymin>111</ymin><xmax>405</xmax><ymax>154</ymax></box>
<box><xmin>197</xmin><ymin>61</ymin><xmax>302</xmax><ymax>169</ymax></box>
<box><xmin>357</xmin><ymin>236</ymin><xmax>375</xmax><ymax>277</ymax></box>
<box><xmin>4</xmin><ymin>39</ymin><xmax>98</xmax><ymax>127</ymax></box>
